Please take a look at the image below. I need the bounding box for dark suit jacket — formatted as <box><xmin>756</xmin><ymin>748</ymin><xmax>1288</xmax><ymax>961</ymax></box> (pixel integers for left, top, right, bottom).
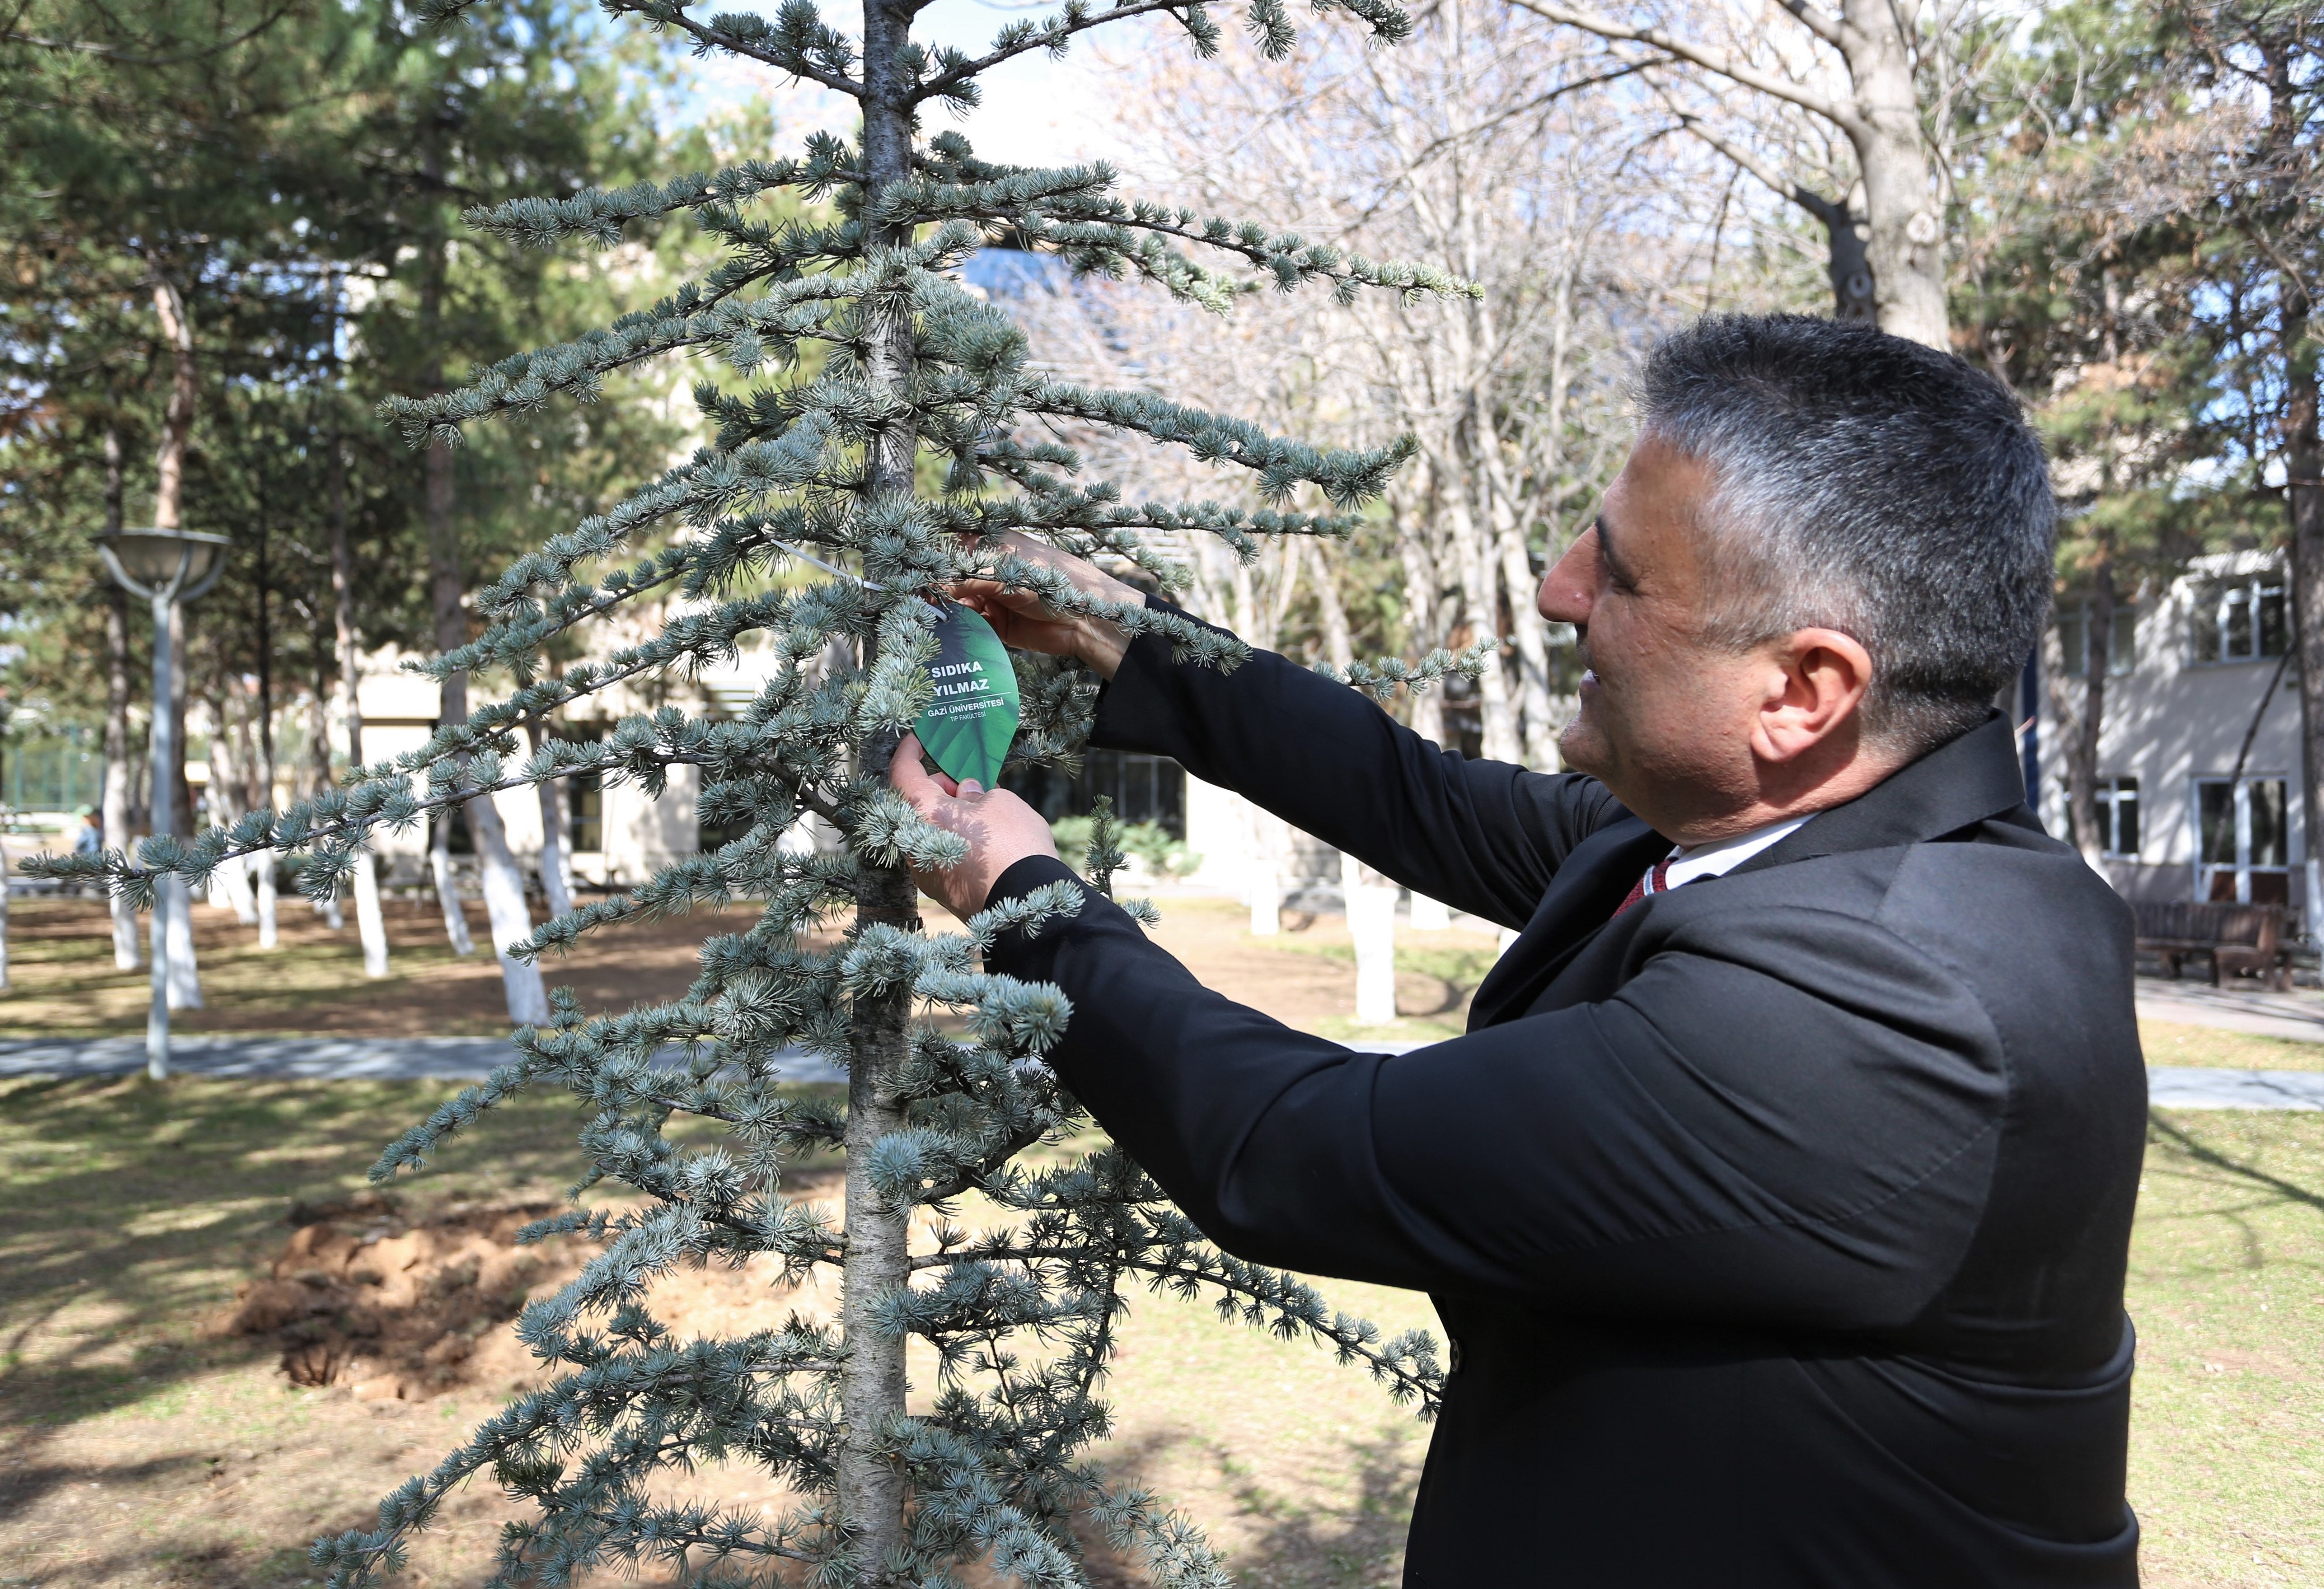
<box><xmin>984</xmin><ymin>628</ymin><xmax>2147</xmax><ymax>1588</ymax></box>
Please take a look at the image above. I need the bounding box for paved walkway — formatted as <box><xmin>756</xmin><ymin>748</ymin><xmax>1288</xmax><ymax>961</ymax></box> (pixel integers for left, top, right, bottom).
<box><xmin>0</xmin><ymin>1035</ymin><xmax>847</xmax><ymax>1085</ymax></box>
<box><xmin>2135</xmin><ymin>977</ymin><xmax>2324</xmax><ymax>1044</ymax></box>
<box><xmin>5</xmin><ymin>1035</ymin><xmax>2322</xmax><ymax>1109</ymax></box>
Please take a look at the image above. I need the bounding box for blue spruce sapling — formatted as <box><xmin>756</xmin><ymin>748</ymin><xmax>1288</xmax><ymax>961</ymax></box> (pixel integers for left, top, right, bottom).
<box><xmin>36</xmin><ymin>0</ymin><xmax>1482</xmax><ymax>1580</ymax></box>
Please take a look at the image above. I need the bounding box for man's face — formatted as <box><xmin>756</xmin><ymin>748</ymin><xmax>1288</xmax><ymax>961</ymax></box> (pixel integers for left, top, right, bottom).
<box><xmin>1538</xmin><ymin>437</ymin><xmax>1769</xmax><ymax>832</ymax></box>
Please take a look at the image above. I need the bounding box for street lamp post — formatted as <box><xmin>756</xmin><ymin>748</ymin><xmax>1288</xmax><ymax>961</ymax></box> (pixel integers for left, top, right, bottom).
<box><xmin>97</xmin><ymin>528</ymin><xmax>227</xmax><ymax>1080</ymax></box>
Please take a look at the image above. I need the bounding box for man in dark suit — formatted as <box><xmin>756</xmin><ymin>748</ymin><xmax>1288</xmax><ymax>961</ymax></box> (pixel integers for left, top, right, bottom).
<box><xmin>892</xmin><ymin>315</ymin><xmax>2145</xmax><ymax>1586</ymax></box>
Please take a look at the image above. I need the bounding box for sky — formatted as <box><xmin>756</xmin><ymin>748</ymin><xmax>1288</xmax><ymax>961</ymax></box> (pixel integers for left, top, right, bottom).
<box><xmin>694</xmin><ymin>0</ymin><xmax>1140</xmax><ymax>167</ymax></box>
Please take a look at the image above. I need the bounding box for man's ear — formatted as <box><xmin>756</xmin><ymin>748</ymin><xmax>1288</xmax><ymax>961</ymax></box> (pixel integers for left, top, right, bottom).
<box><xmin>1751</xmin><ymin>628</ymin><xmax>1874</xmax><ymax>765</ymax></box>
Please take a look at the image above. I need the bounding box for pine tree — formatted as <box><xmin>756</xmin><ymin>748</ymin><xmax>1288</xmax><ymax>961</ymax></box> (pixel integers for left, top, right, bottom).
<box><xmin>35</xmin><ymin>0</ymin><xmax>1472</xmax><ymax>1580</ymax></box>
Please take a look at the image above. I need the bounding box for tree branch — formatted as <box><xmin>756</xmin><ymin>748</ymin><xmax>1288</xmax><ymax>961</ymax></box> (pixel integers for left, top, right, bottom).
<box><xmin>912</xmin><ymin>0</ymin><xmax>1194</xmax><ymax>106</ymax></box>
<box><xmin>1659</xmin><ymin>101</ymin><xmax>1845</xmax><ymax>225</ymax></box>
<box><xmin>1776</xmin><ymin>0</ymin><xmax>1845</xmax><ymax>49</ymax></box>
<box><xmin>1503</xmin><ymin>0</ymin><xmax>1861</xmax><ymax>133</ymax></box>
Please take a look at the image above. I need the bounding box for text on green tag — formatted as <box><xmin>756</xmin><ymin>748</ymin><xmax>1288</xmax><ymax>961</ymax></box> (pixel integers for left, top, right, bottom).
<box><xmin>914</xmin><ymin>603</ymin><xmax>1021</xmax><ymax>788</ymax></box>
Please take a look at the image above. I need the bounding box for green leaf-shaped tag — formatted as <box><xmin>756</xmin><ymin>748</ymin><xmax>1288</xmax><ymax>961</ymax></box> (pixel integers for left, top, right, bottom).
<box><xmin>915</xmin><ymin>603</ymin><xmax>1021</xmax><ymax>788</ymax></box>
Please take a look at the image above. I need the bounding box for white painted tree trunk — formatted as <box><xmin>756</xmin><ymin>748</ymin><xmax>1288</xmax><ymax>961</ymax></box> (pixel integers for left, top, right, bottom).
<box><xmin>110</xmin><ymin>883</ymin><xmax>142</xmax><ymax>970</ymax></box>
<box><xmin>351</xmin><ymin>853</ymin><xmax>388</xmax><ymax>977</ymax></box>
<box><xmin>1410</xmin><ymin>893</ymin><xmax>1451</xmax><ymax>931</ymax></box>
<box><xmin>0</xmin><ymin>837</ymin><xmax>11</xmax><ymax>992</ymax></box>
<box><xmin>218</xmin><ymin>850</ymin><xmax>258</xmax><ymax>925</ymax></box>
<box><xmin>534</xmin><ymin>763</ymin><xmax>575</xmax><ymax>918</ymax></box>
<box><xmin>255</xmin><ymin>855</ymin><xmax>277</xmax><ymax>949</ymax></box>
<box><xmin>430</xmin><ymin>821</ymin><xmax>476</xmax><ymax>956</ymax></box>
<box><xmin>1343</xmin><ymin>850</ymin><xmax>1398</xmax><ymax>1024</ymax></box>
<box><xmin>162</xmin><ymin>878</ymin><xmax>200</xmax><ymax>1009</ymax></box>
<box><xmin>102</xmin><ymin>456</ymin><xmax>140</xmax><ymax>971</ymax></box>
<box><xmin>467</xmin><ymin>792</ymin><xmax>549</xmax><ymax>1025</ymax></box>
<box><xmin>1248</xmin><ymin>858</ymin><xmax>1282</xmax><ymax>936</ymax></box>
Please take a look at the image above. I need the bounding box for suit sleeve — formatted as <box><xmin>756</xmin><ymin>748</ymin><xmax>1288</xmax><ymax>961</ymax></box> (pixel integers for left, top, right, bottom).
<box><xmin>988</xmin><ymin>856</ymin><xmax>2003</xmax><ymax>1331</ymax></box>
<box><xmin>1094</xmin><ymin>619</ymin><xmax>1625</xmax><ymax>929</ymax></box>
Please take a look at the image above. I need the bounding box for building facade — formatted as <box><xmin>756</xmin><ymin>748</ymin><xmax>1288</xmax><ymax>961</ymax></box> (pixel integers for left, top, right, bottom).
<box><xmin>2037</xmin><ymin>550</ymin><xmax>2311</xmax><ymax>924</ymax></box>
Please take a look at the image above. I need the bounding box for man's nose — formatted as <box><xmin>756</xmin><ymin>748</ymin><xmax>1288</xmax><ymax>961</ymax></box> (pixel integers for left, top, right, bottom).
<box><xmin>1537</xmin><ymin>527</ymin><xmax>1597</xmax><ymax>626</ymax></box>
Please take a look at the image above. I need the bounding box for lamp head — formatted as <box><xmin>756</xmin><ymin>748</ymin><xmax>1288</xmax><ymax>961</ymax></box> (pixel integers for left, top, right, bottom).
<box><xmin>98</xmin><ymin>529</ymin><xmax>230</xmax><ymax>600</ymax></box>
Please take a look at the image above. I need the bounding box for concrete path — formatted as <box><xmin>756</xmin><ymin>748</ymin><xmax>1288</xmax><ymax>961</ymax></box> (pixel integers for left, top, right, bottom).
<box><xmin>2135</xmin><ymin>978</ymin><xmax>2324</xmax><ymax>1044</ymax></box>
<box><xmin>0</xmin><ymin>1035</ymin><xmax>846</xmax><ymax>1085</ymax></box>
<box><xmin>6</xmin><ymin>1035</ymin><xmax>2322</xmax><ymax>1109</ymax></box>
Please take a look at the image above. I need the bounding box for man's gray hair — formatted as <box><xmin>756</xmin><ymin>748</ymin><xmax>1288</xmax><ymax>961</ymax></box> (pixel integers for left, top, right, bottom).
<box><xmin>1640</xmin><ymin>314</ymin><xmax>2056</xmax><ymax>754</ymax></box>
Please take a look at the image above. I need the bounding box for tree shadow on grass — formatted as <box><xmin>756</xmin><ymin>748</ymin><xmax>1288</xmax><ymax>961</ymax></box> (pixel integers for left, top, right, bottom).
<box><xmin>1081</xmin><ymin>1424</ymin><xmax>1421</xmax><ymax>1589</ymax></box>
<box><xmin>2147</xmin><ymin>1109</ymin><xmax>2324</xmax><ymax>1217</ymax></box>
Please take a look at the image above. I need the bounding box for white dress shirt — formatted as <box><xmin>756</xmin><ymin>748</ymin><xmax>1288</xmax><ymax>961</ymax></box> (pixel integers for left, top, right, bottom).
<box><xmin>1633</xmin><ymin>814</ymin><xmax>1813</xmax><ymax>901</ymax></box>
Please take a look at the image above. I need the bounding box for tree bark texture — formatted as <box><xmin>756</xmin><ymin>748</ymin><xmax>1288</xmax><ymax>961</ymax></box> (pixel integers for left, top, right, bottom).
<box><xmin>101</xmin><ymin>427</ymin><xmax>141</xmax><ymax>969</ymax></box>
<box><xmin>527</xmin><ymin>717</ymin><xmax>576</xmax><ymax>918</ymax></box>
<box><xmin>2284</xmin><ymin>284</ymin><xmax>2324</xmax><ymax>918</ymax></box>
<box><xmin>1520</xmin><ymin>0</ymin><xmax>1948</xmax><ymax>346</ymax></box>
<box><xmin>162</xmin><ymin>596</ymin><xmax>200</xmax><ymax>1010</ymax></box>
<box><xmin>148</xmin><ymin>276</ymin><xmax>197</xmax><ymax>530</ymax></box>
<box><xmin>419</xmin><ymin>182</ymin><xmax>539</xmax><ymax>1016</ymax></box>
<box><xmin>2065</xmin><ymin>559</ymin><xmax>2115</xmax><ymax>867</ymax></box>
<box><xmin>328</xmin><ymin>411</ymin><xmax>390</xmax><ymax>976</ymax></box>
<box><xmin>254</xmin><ymin>525</ymin><xmax>278</xmax><ymax>948</ymax></box>
<box><xmin>835</xmin><ymin>9</ymin><xmax>925</xmax><ymax>1571</ymax></box>
<box><xmin>149</xmin><ymin>273</ymin><xmax>202</xmax><ymax>1007</ymax></box>
<box><xmin>1839</xmin><ymin>0</ymin><xmax>1947</xmax><ymax>348</ymax></box>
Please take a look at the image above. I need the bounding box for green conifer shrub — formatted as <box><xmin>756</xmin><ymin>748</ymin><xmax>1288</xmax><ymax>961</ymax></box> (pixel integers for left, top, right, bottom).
<box><xmin>36</xmin><ymin>0</ymin><xmax>1485</xmax><ymax>1580</ymax></box>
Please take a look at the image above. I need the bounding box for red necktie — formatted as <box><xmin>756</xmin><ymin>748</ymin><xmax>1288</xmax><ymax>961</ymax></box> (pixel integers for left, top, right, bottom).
<box><xmin>1612</xmin><ymin>858</ymin><xmax>1671</xmax><ymax>919</ymax></box>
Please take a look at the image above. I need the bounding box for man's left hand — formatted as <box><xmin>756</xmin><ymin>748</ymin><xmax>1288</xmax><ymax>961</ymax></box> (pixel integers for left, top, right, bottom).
<box><xmin>889</xmin><ymin>731</ymin><xmax>1060</xmax><ymax>919</ymax></box>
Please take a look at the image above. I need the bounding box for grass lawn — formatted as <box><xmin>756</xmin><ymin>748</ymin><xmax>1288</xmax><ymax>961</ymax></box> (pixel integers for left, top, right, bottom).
<box><xmin>2141</xmin><ymin>1019</ymin><xmax>2324</xmax><ymax>1073</ymax></box>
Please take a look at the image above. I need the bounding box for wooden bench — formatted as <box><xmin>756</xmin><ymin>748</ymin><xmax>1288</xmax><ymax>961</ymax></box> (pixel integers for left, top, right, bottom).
<box><xmin>2133</xmin><ymin>900</ymin><xmax>2292</xmax><ymax>990</ymax></box>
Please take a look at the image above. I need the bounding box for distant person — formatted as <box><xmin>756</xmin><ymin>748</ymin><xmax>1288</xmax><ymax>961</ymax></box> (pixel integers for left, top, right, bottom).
<box><xmin>74</xmin><ymin>807</ymin><xmax>102</xmax><ymax>858</ymax></box>
<box><xmin>893</xmin><ymin>315</ymin><xmax>2145</xmax><ymax>1587</ymax></box>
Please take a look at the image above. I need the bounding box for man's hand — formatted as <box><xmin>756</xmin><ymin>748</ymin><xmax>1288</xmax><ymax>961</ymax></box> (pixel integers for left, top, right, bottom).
<box><xmin>889</xmin><ymin>731</ymin><xmax>1062</xmax><ymax>919</ymax></box>
<box><xmin>955</xmin><ymin>530</ymin><xmax>1142</xmax><ymax>680</ymax></box>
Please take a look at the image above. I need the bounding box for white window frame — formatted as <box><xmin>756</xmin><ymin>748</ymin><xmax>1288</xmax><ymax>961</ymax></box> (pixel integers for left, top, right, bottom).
<box><xmin>2057</xmin><ymin>601</ymin><xmax>2137</xmax><ymax>678</ymax></box>
<box><xmin>2189</xmin><ymin>574</ymin><xmax>2291</xmax><ymax>667</ymax></box>
<box><xmin>2191</xmin><ymin>774</ymin><xmax>2295</xmax><ymax>904</ymax></box>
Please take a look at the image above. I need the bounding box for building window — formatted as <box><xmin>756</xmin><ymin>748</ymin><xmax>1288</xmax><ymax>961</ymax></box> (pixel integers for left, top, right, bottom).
<box><xmin>1002</xmin><ymin>751</ymin><xmax>1186</xmax><ymax>837</ymax></box>
<box><xmin>2069</xmin><ymin>776</ymin><xmax>2141</xmax><ymax>858</ymax></box>
<box><xmin>2196</xmin><ymin>776</ymin><xmax>2291</xmax><ymax>905</ymax></box>
<box><xmin>568</xmin><ymin>772</ymin><xmax>604</xmax><ymax>854</ymax></box>
<box><xmin>2191</xmin><ymin>575</ymin><xmax>2290</xmax><ymax>665</ymax></box>
<box><xmin>2057</xmin><ymin>603</ymin><xmax>2137</xmax><ymax>678</ymax></box>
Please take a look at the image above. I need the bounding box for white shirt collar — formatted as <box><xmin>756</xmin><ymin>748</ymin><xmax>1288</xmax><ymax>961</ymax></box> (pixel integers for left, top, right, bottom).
<box><xmin>1646</xmin><ymin>814</ymin><xmax>1814</xmax><ymax>896</ymax></box>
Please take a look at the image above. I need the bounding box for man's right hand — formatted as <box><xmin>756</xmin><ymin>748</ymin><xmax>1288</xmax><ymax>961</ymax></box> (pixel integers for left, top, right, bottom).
<box><xmin>954</xmin><ymin>530</ymin><xmax>1142</xmax><ymax>680</ymax></box>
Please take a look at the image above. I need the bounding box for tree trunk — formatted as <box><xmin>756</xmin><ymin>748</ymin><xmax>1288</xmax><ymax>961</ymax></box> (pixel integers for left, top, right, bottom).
<box><xmin>1447</xmin><ymin>455</ymin><xmax>1519</xmax><ymax>763</ymax></box>
<box><xmin>2064</xmin><ymin>559</ymin><xmax>2115</xmax><ymax>867</ymax></box>
<box><xmin>101</xmin><ymin>427</ymin><xmax>141</xmax><ymax>969</ymax></box>
<box><xmin>835</xmin><ymin>6</ymin><xmax>924</xmax><ymax>1573</ymax></box>
<box><xmin>208</xmin><ymin>708</ymin><xmax>258</xmax><ymax>924</ymax></box>
<box><xmin>418</xmin><ymin>154</ymin><xmax>533</xmax><ymax>1010</ymax></box>
<box><xmin>329</xmin><ymin>401</ymin><xmax>390</xmax><ymax>978</ymax></box>
<box><xmin>1838</xmin><ymin>0</ymin><xmax>1946</xmax><ymax>348</ymax></box>
<box><xmin>1396</xmin><ymin>469</ymin><xmax>1451</xmax><ymax>751</ymax></box>
<box><xmin>149</xmin><ymin>273</ymin><xmax>202</xmax><ymax>1010</ymax></box>
<box><xmin>1486</xmin><ymin>468</ymin><xmax>1556</xmax><ymax>766</ymax></box>
<box><xmin>253</xmin><ymin>527</ymin><xmax>278</xmax><ymax>949</ymax></box>
<box><xmin>162</xmin><ymin>599</ymin><xmax>200</xmax><ymax>1009</ymax></box>
<box><xmin>430</xmin><ymin>817</ymin><xmax>475</xmax><ymax>955</ymax></box>
<box><xmin>2284</xmin><ymin>278</ymin><xmax>2324</xmax><ymax>937</ymax></box>
<box><xmin>527</xmin><ymin>716</ymin><xmax>576</xmax><ymax>918</ymax></box>
<box><xmin>148</xmin><ymin>276</ymin><xmax>197</xmax><ymax>532</ymax></box>
<box><xmin>438</xmin><ymin>681</ymin><xmax>544</xmax><ymax>1019</ymax></box>
<box><xmin>1342</xmin><ymin>848</ymin><xmax>1398</xmax><ymax>1022</ymax></box>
